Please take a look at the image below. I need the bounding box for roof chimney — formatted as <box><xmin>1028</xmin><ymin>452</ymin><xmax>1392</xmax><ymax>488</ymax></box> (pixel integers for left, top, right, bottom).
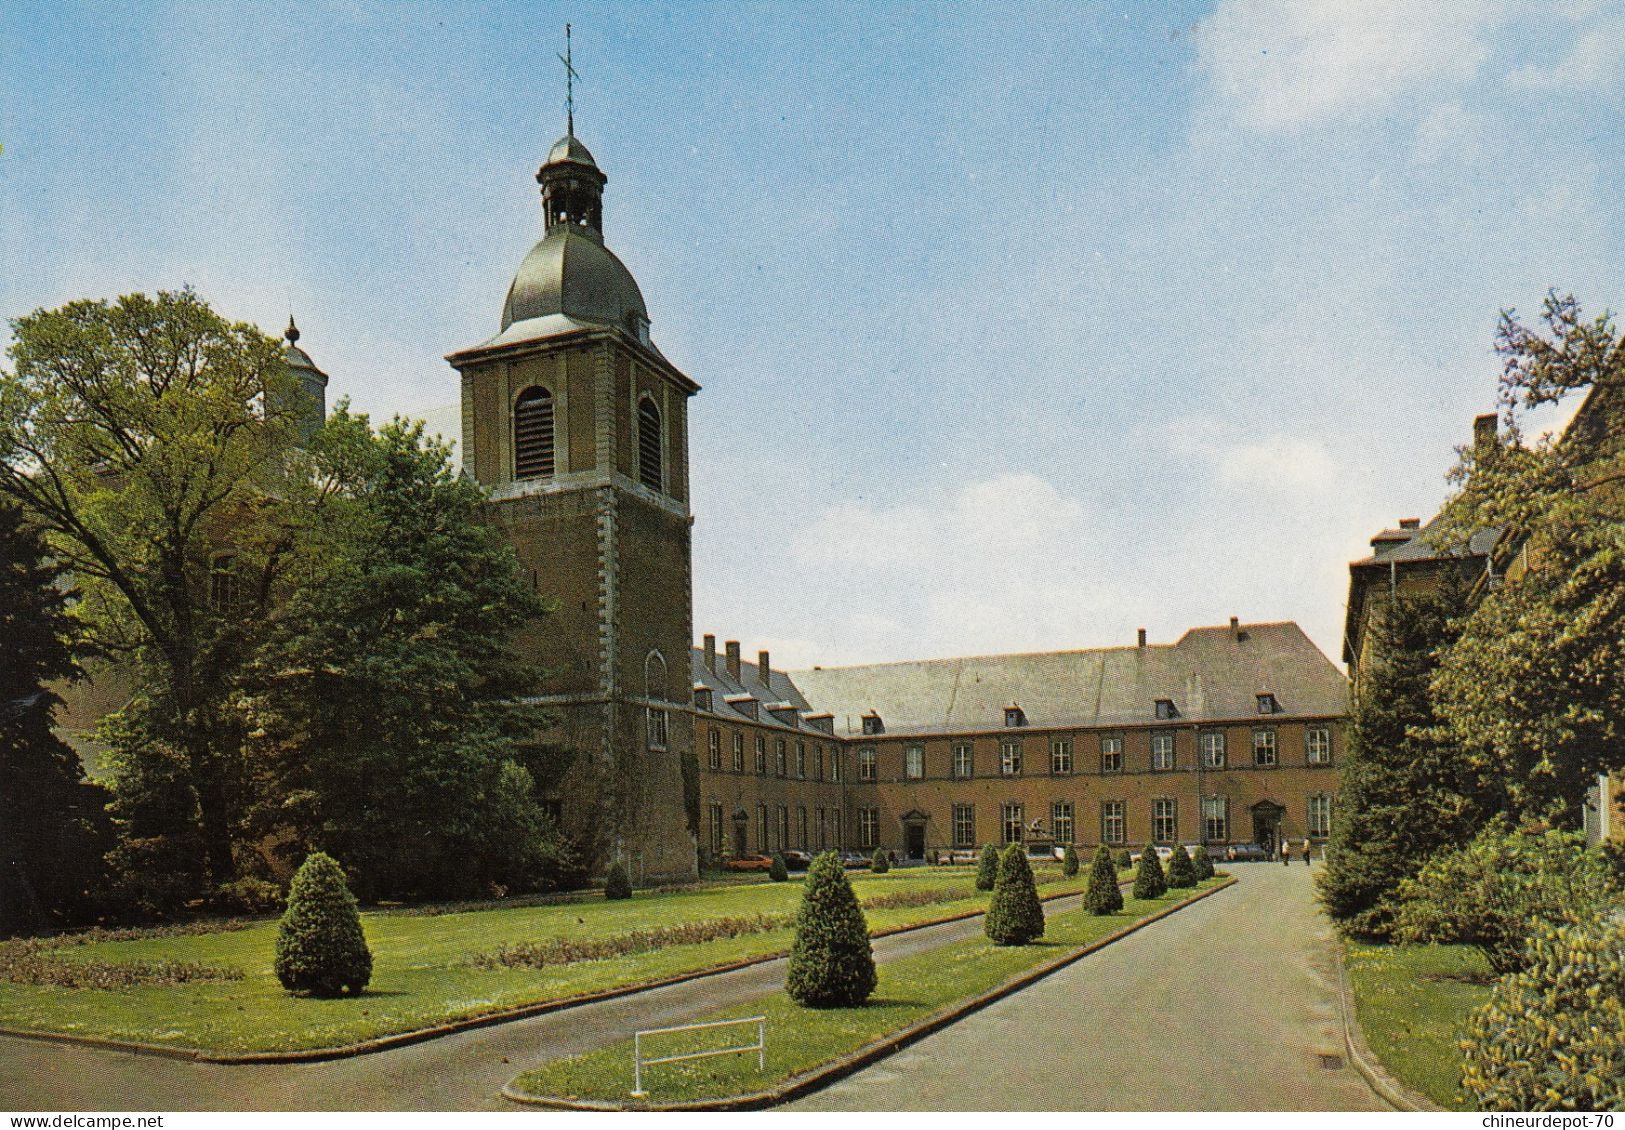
<box><xmin>1137</xmin><ymin>628</ymin><xmax>1147</xmax><ymax>648</ymax></box>
<box><xmin>725</xmin><ymin>640</ymin><xmax>741</xmax><ymax>681</ymax></box>
<box><xmin>703</xmin><ymin>634</ymin><xmax>717</xmax><ymax>672</ymax></box>
<box><xmin>1399</xmin><ymin>517</ymin><xmax>1420</xmax><ymax>531</ymax></box>
<box><xmin>1474</xmin><ymin>413</ymin><xmax>1497</xmax><ymax>460</ymax></box>
<box><xmin>1230</xmin><ymin>616</ymin><xmax>1240</xmax><ymax>636</ymax></box>
<box><xmin>758</xmin><ymin>649</ymin><xmax>771</xmax><ymax>686</ymax></box>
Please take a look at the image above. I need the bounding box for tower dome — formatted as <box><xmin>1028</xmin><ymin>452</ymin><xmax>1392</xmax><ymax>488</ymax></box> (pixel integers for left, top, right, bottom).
<box><xmin>280</xmin><ymin>316</ymin><xmax>328</xmax><ymax>444</ymax></box>
<box><xmin>498</xmin><ymin>133</ymin><xmax>652</xmax><ymax>343</ymax></box>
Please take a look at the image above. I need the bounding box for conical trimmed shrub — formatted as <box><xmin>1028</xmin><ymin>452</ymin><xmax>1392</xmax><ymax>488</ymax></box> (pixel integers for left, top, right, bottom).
<box><xmin>1165</xmin><ymin>844</ymin><xmax>1197</xmax><ymax>888</ymax></box>
<box><xmin>1132</xmin><ymin>846</ymin><xmax>1167</xmax><ymax>899</ymax></box>
<box><xmin>786</xmin><ymin>851</ymin><xmax>877</xmax><ymax>1008</ymax></box>
<box><xmin>975</xmin><ymin>844</ymin><xmax>999</xmax><ymax>891</ymax></box>
<box><xmin>985</xmin><ymin>843</ymin><xmax>1045</xmax><ymax>945</ymax></box>
<box><xmin>604</xmin><ymin>861</ymin><xmax>632</xmax><ymax>900</ymax></box>
<box><xmin>274</xmin><ymin>852</ymin><xmax>372</xmax><ymax>997</ymax></box>
<box><xmin>1114</xmin><ymin>848</ymin><xmax>1132</xmax><ymax>871</ymax></box>
<box><xmin>769</xmin><ymin>852</ymin><xmax>789</xmax><ymax>882</ymax></box>
<box><xmin>1191</xmin><ymin>845</ymin><xmax>1215</xmax><ymax>881</ymax></box>
<box><xmin>870</xmin><ymin>848</ymin><xmax>889</xmax><ymax>874</ymax></box>
<box><xmin>1062</xmin><ymin>844</ymin><xmax>1080</xmax><ymax>878</ymax></box>
<box><xmin>1084</xmin><ymin>844</ymin><xmax>1124</xmax><ymax>915</ymax></box>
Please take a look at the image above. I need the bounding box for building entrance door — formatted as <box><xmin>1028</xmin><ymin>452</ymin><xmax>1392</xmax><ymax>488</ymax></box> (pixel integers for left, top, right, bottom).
<box><xmin>732</xmin><ymin>813</ymin><xmax>748</xmax><ymax>858</ymax></box>
<box><xmin>904</xmin><ymin>823</ymin><xmax>926</xmax><ymax>861</ymax></box>
<box><xmin>1251</xmin><ymin>803</ymin><xmax>1283</xmax><ymax>857</ymax></box>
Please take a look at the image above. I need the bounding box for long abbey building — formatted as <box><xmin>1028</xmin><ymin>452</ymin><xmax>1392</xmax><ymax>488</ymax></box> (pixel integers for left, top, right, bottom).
<box><xmin>442</xmin><ymin>126</ymin><xmax>1350</xmax><ymax>883</ymax></box>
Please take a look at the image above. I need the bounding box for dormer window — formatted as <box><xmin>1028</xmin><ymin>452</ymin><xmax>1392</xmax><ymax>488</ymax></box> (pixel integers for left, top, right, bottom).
<box><xmin>1004</xmin><ymin>705</ymin><xmax>1027</xmax><ymax>728</ymax></box>
<box><xmin>694</xmin><ymin>686</ymin><xmax>713</xmax><ymax>712</ymax></box>
<box><xmin>861</xmin><ymin>712</ymin><xmax>884</xmax><ymax>736</ymax></box>
<box><xmin>1257</xmin><ymin>693</ymin><xmax>1279</xmax><ymax>715</ymax></box>
<box><xmin>1155</xmin><ymin>698</ymin><xmax>1178</xmax><ymax>720</ymax></box>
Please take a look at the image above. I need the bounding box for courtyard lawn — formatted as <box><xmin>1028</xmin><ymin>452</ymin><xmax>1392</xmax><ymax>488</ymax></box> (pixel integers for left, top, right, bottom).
<box><xmin>1344</xmin><ymin>942</ymin><xmax>1493</xmax><ymax>1111</ymax></box>
<box><xmin>510</xmin><ymin>877</ymin><xmax>1232</xmax><ymax>1107</ymax></box>
<box><xmin>0</xmin><ymin>866</ymin><xmax>1084</xmax><ymax>1055</ymax></box>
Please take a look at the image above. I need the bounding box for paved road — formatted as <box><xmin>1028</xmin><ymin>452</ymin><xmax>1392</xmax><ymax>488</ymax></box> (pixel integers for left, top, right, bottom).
<box><xmin>1</xmin><ymin>893</ymin><xmax>1083</xmax><ymax>1112</ymax></box>
<box><xmin>790</xmin><ymin>863</ymin><xmax>1383</xmax><ymax>1111</ymax></box>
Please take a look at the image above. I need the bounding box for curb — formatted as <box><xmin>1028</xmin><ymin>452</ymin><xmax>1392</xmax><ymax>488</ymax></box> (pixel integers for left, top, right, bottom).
<box><xmin>502</xmin><ymin>877</ymin><xmax>1238</xmax><ymax>1111</ymax></box>
<box><xmin>1335</xmin><ymin>941</ymin><xmax>1446</xmax><ymax>1113</ymax></box>
<box><xmin>0</xmin><ymin>881</ymin><xmax>1095</xmax><ymax>1065</ymax></box>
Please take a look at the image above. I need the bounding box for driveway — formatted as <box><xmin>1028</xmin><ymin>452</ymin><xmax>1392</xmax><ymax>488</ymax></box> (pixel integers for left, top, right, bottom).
<box><xmin>790</xmin><ymin>863</ymin><xmax>1382</xmax><ymax>1111</ymax></box>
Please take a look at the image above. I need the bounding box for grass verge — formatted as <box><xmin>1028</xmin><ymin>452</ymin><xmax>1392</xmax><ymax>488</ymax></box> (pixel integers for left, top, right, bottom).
<box><xmin>1344</xmin><ymin>941</ymin><xmax>1492</xmax><ymax>1111</ymax></box>
<box><xmin>0</xmin><ymin>867</ymin><xmax>1084</xmax><ymax>1055</ymax></box>
<box><xmin>508</xmin><ymin>877</ymin><xmax>1230</xmax><ymax>1107</ymax></box>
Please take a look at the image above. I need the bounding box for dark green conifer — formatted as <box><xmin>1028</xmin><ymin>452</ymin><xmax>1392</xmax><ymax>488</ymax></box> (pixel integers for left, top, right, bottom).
<box><xmin>985</xmin><ymin>844</ymin><xmax>1045</xmax><ymax>945</ymax></box>
<box><xmin>1191</xmin><ymin>844</ymin><xmax>1215</xmax><ymax>881</ymax></box>
<box><xmin>604</xmin><ymin>861</ymin><xmax>632</xmax><ymax>900</ymax></box>
<box><xmin>975</xmin><ymin>844</ymin><xmax>999</xmax><ymax>891</ymax></box>
<box><xmin>1132</xmin><ymin>846</ymin><xmax>1167</xmax><ymax>900</ymax></box>
<box><xmin>274</xmin><ymin>853</ymin><xmax>371</xmax><ymax>997</ymax></box>
<box><xmin>1084</xmin><ymin>844</ymin><xmax>1124</xmax><ymax>915</ymax></box>
<box><xmin>1114</xmin><ymin>848</ymin><xmax>1132</xmax><ymax>871</ymax></box>
<box><xmin>1165</xmin><ymin>844</ymin><xmax>1197</xmax><ymax>888</ymax></box>
<box><xmin>870</xmin><ymin>848</ymin><xmax>889</xmax><ymax>874</ymax></box>
<box><xmin>1061</xmin><ymin>843</ymin><xmax>1080</xmax><ymax>877</ymax></box>
<box><xmin>769</xmin><ymin>852</ymin><xmax>789</xmax><ymax>882</ymax></box>
<box><xmin>786</xmin><ymin>851</ymin><xmax>876</xmax><ymax>1007</ymax></box>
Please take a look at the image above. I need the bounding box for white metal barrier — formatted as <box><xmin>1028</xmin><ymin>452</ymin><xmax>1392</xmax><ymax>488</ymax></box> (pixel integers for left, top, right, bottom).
<box><xmin>630</xmin><ymin>1015</ymin><xmax>766</xmax><ymax>1098</ymax></box>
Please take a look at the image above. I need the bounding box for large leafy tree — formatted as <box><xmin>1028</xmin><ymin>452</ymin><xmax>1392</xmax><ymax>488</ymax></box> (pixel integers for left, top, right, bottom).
<box><xmin>241</xmin><ymin>408</ymin><xmax>567</xmax><ymax>900</ymax></box>
<box><xmin>1318</xmin><ymin>580</ymin><xmax>1496</xmax><ymax>939</ymax></box>
<box><xmin>1432</xmin><ymin>293</ymin><xmax>1625</xmax><ymax>823</ymax></box>
<box><xmin>1</xmin><ymin>291</ymin><xmax>310</xmax><ymax>893</ymax></box>
<box><xmin>0</xmin><ymin>499</ymin><xmax>109</xmax><ymax>933</ymax></box>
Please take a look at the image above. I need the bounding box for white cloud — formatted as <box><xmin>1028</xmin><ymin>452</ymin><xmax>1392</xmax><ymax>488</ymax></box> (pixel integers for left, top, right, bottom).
<box><xmin>1411</xmin><ymin>101</ymin><xmax>1493</xmax><ymax>165</ymax></box>
<box><xmin>1508</xmin><ymin>10</ymin><xmax>1625</xmax><ymax>90</ymax></box>
<box><xmin>1216</xmin><ymin>437</ymin><xmax>1339</xmax><ymax>492</ymax></box>
<box><xmin>1194</xmin><ymin>0</ymin><xmax>1509</xmax><ymax>132</ymax></box>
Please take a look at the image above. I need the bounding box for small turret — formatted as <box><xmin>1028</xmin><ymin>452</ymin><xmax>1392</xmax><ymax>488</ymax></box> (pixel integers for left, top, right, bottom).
<box><xmin>281</xmin><ymin>316</ymin><xmax>328</xmax><ymax>446</ymax></box>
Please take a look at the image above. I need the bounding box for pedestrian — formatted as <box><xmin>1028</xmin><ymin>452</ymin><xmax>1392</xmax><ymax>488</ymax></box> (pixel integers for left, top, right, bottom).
<box><xmin>1302</xmin><ymin>837</ymin><xmax>1312</xmax><ymax>866</ymax></box>
<box><xmin>1280</xmin><ymin>836</ymin><xmax>1291</xmax><ymax>866</ymax></box>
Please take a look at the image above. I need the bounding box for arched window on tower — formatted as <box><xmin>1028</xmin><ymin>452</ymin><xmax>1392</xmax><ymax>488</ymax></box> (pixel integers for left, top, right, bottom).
<box><xmin>514</xmin><ymin>387</ymin><xmax>555</xmax><ymax>480</ymax></box>
<box><xmin>637</xmin><ymin>396</ymin><xmax>662</xmax><ymax>492</ymax></box>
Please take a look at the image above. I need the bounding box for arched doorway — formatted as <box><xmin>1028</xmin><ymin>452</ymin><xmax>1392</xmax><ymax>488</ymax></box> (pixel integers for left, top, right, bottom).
<box><xmin>900</xmin><ymin>809</ymin><xmax>929</xmax><ymax>862</ymax></box>
<box><xmin>1251</xmin><ymin>800</ymin><xmax>1285</xmax><ymax>858</ymax></box>
<box><xmin>731</xmin><ymin>808</ymin><xmax>749</xmax><ymax>858</ymax></box>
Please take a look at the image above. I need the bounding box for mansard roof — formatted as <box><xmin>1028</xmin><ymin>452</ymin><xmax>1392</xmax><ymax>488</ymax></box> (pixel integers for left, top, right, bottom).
<box><xmin>788</xmin><ymin>621</ymin><xmax>1348</xmax><ymax>738</ymax></box>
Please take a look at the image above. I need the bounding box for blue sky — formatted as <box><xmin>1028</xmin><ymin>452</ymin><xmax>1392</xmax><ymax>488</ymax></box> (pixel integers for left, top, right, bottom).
<box><xmin>3</xmin><ymin>1</ymin><xmax>1622</xmax><ymax>669</ymax></box>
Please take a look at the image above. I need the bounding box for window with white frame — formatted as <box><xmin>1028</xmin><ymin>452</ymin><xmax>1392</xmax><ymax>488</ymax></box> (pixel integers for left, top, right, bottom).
<box><xmin>1152</xmin><ymin>798</ymin><xmax>1177</xmax><ymax>843</ymax></box>
<box><xmin>1101</xmin><ymin>800</ymin><xmax>1126</xmax><ymax>845</ymax></box>
<box><xmin>1002</xmin><ymin>802</ymin><xmax>1025</xmax><ymax>845</ymax></box>
<box><xmin>1306</xmin><ymin>725</ymin><xmax>1332</xmax><ymax>765</ymax></box>
<box><xmin>1051</xmin><ymin>738</ymin><xmax>1073</xmax><ymax>775</ymax></box>
<box><xmin>1202</xmin><ymin>795</ymin><xmax>1228</xmax><ymax>842</ymax></box>
<box><xmin>1253</xmin><ymin>727</ymin><xmax>1278</xmax><ymax>767</ymax></box>
<box><xmin>859</xmin><ymin>807</ymin><xmax>879</xmax><ymax>848</ymax></box>
<box><xmin>709</xmin><ymin>802</ymin><xmax>724</xmax><ymax>856</ymax></box>
<box><xmin>1100</xmin><ymin>735</ymin><xmax>1123</xmax><ymax>773</ymax></box>
<box><xmin>1152</xmin><ymin>731</ymin><xmax>1176</xmax><ymax>771</ymax></box>
<box><xmin>797</xmin><ymin>806</ymin><xmax>808</xmax><ymax>849</ymax></box>
<box><xmin>858</xmin><ymin>746</ymin><xmax>877</xmax><ymax>781</ymax></box>
<box><xmin>1000</xmin><ymin>740</ymin><xmax>1023</xmax><ymax>776</ymax></box>
<box><xmin>777</xmin><ymin>805</ymin><xmax>789</xmax><ymax>851</ymax></box>
<box><xmin>832</xmin><ymin>807</ymin><xmax>842</xmax><ymax>847</ymax></box>
<box><xmin>1308</xmin><ymin>794</ymin><xmax>1333</xmax><ymax>837</ymax></box>
<box><xmin>905</xmin><ymin>744</ymin><xmax>924</xmax><ymax>780</ymax></box>
<box><xmin>953</xmin><ymin>742</ymin><xmax>974</xmax><ymax>779</ymax></box>
<box><xmin>776</xmin><ymin>738</ymin><xmax>787</xmax><ymax>777</ymax></box>
<box><xmin>816</xmin><ymin>806</ymin><xmax>827</xmax><ymax>849</ymax></box>
<box><xmin>952</xmin><ymin>803</ymin><xmax>975</xmax><ymax>847</ymax></box>
<box><xmin>1052</xmin><ymin>801</ymin><xmax>1074</xmax><ymax>844</ymax></box>
<box><xmin>707</xmin><ymin>729</ymin><xmax>721</xmax><ymax>770</ymax></box>
<box><xmin>815</xmin><ymin>744</ymin><xmax>824</xmax><ymax>780</ymax></box>
<box><xmin>796</xmin><ymin>740</ymin><xmax>806</xmax><ymax>779</ymax></box>
<box><xmin>1200</xmin><ymin>730</ymin><xmax>1226</xmax><ymax>769</ymax></box>
<box><xmin>754</xmin><ymin>735</ymin><xmax>767</xmax><ymax>775</ymax></box>
<box><xmin>831</xmin><ymin>750</ymin><xmax>842</xmax><ymax>782</ymax></box>
<box><xmin>646</xmin><ymin>708</ymin><xmax>668</xmax><ymax>751</ymax></box>
<box><xmin>757</xmin><ymin>803</ymin><xmax>769</xmax><ymax>851</ymax></box>
<box><xmin>732</xmin><ymin>732</ymin><xmax>744</xmax><ymax>772</ymax></box>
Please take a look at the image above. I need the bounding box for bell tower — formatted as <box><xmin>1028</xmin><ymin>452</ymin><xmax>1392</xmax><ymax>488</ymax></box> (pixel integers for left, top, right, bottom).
<box><xmin>446</xmin><ymin>123</ymin><xmax>699</xmax><ymax>882</ymax></box>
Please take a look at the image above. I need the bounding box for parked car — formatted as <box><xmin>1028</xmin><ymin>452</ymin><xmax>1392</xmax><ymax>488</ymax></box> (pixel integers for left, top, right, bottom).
<box><xmin>1128</xmin><ymin>845</ymin><xmax>1175</xmax><ymax>865</ymax></box>
<box><xmin>723</xmin><ymin>853</ymin><xmax>775</xmax><ymax>872</ymax></box>
<box><xmin>837</xmin><ymin>851</ymin><xmax>871</xmax><ymax>870</ymax></box>
<box><xmin>1224</xmin><ymin>842</ymin><xmax>1270</xmax><ymax>862</ymax></box>
<box><xmin>780</xmin><ymin>850</ymin><xmax>813</xmax><ymax>871</ymax></box>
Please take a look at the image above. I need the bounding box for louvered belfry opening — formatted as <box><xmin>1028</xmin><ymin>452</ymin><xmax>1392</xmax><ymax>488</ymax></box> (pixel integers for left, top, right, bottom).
<box><xmin>514</xmin><ymin>386</ymin><xmax>555</xmax><ymax>480</ymax></box>
<box><xmin>637</xmin><ymin>397</ymin><xmax>662</xmax><ymax>491</ymax></box>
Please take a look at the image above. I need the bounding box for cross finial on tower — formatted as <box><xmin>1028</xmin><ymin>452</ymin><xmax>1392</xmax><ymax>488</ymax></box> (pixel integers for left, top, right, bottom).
<box><xmin>558</xmin><ymin>23</ymin><xmax>579</xmax><ymax>136</ymax></box>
